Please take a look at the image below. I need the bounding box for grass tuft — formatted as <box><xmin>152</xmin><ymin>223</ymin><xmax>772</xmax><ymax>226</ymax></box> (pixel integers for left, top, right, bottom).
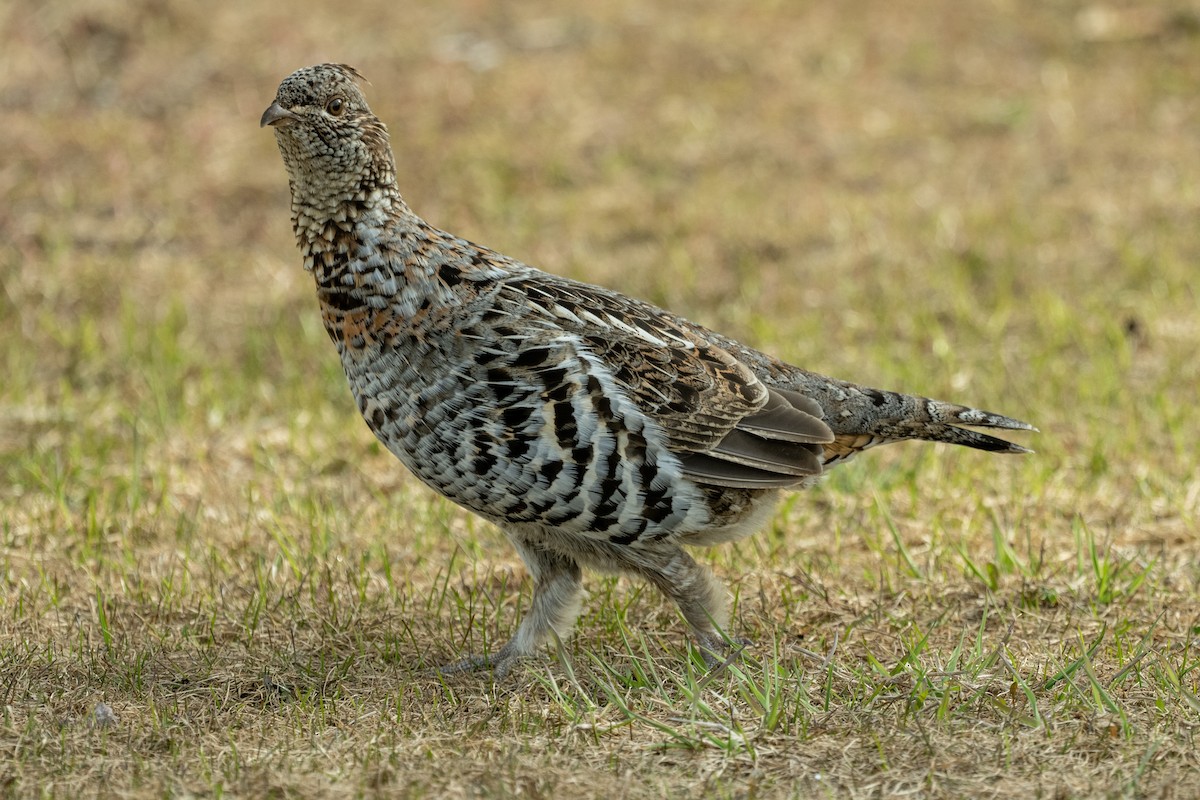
<box><xmin>3</xmin><ymin>0</ymin><xmax>1200</xmax><ymax>797</ymax></box>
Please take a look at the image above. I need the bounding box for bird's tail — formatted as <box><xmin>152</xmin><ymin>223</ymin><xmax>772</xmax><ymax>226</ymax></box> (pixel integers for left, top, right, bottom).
<box><xmin>889</xmin><ymin>400</ymin><xmax>1036</xmax><ymax>454</ymax></box>
<box><xmin>777</xmin><ymin>372</ymin><xmax>1036</xmax><ymax>463</ymax></box>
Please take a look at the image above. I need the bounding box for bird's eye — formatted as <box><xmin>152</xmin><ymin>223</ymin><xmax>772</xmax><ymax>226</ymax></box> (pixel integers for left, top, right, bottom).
<box><xmin>326</xmin><ymin>97</ymin><xmax>345</xmax><ymax>116</ymax></box>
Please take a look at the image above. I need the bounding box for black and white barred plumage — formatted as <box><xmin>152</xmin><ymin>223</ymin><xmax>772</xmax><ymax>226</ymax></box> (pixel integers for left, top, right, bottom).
<box><xmin>262</xmin><ymin>64</ymin><xmax>1035</xmax><ymax>676</ymax></box>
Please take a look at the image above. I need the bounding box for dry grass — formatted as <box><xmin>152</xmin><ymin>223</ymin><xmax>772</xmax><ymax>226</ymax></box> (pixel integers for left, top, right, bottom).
<box><xmin>2</xmin><ymin>0</ymin><xmax>1199</xmax><ymax>797</ymax></box>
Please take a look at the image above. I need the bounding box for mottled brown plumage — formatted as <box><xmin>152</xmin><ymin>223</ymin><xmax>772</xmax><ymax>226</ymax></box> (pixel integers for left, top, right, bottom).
<box><xmin>262</xmin><ymin>64</ymin><xmax>1035</xmax><ymax>677</ymax></box>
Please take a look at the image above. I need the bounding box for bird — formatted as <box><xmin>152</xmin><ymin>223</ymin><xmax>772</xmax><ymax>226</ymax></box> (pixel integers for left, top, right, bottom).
<box><xmin>261</xmin><ymin>64</ymin><xmax>1035</xmax><ymax>677</ymax></box>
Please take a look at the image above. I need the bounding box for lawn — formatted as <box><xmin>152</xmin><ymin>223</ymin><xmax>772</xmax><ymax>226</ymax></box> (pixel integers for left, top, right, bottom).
<box><xmin>2</xmin><ymin>0</ymin><xmax>1198</xmax><ymax>797</ymax></box>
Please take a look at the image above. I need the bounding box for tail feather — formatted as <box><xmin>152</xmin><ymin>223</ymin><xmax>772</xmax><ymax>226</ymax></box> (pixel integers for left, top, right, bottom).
<box><xmin>913</xmin><ymin>401</ymin><xmax>1037</xmax><ymax>454</ymax></box>
<box><xmin>774</xmin><ymin>370</ymin><xmax>1036</xmax><ymax>460</ymax></box>
<box><xmin>933</xmin><ymin>402</ymin><xmax>1038</xmax><ymax>434</ymax></box>
<box><xmin>892</xmin><ymin>418</ymin><xmax>1035</xmax><ymax>455</ymax></box>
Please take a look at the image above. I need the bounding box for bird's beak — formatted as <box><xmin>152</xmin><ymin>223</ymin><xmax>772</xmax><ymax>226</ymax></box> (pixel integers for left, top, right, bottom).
<box><xmin>260</xmin><ymin>102</ymin><xmax>300</xmax><ymax>128</ymax></box>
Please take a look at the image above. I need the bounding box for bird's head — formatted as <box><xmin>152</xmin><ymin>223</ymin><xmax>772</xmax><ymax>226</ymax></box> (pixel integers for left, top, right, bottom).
<box><xmin>261</xmin><ymin>64</ymin><xmax>395</xmax><ymax>200</ymax></box>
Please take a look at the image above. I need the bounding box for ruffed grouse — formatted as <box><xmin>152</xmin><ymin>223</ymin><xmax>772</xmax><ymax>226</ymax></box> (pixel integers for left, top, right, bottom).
<box><xmin>262</xmin><ymin>64</ymin><xmax>1034</xmax><ymax>676</ymax></box>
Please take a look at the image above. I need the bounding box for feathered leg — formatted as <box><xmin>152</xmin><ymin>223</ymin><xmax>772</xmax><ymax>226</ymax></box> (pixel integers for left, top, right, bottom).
<box><xmin>439</xmin><ymin>535</ymin><xmax>583</xmax><ymax>678</ymax></box>
<box><xmin>630</xmin><ymin>545</ymin><xmax>744</xmax><ymax>667</ymax></box>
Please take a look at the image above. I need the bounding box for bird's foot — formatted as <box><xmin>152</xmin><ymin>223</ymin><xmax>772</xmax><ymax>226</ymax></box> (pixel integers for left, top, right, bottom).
<box><xmin>694</xmin><ymin>633</ymin><xmax>754</xmax><ymax>672</ymax></box>
<box><xmin>434</xmin><ymin>642</ymin><xmax>526</xmax><ymax>679</ymax></box>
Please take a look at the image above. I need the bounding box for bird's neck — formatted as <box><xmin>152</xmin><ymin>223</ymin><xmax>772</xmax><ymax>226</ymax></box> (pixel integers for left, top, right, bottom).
<box><xmin>291</xmin><ymin>182</ymin><xmax>471</xmax><ymax>344</ymax></box>
<box><xmin>291</xmin><ymin>178</ymin><xmax>409</xmax><ymax>278</ymax></box>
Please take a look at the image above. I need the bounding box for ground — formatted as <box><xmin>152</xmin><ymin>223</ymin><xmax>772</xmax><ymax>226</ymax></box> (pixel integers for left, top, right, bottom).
<box><xmin>1</xmin><ymin>0</ymin><xmax>1198</xmax><ymax>797</ymax></box>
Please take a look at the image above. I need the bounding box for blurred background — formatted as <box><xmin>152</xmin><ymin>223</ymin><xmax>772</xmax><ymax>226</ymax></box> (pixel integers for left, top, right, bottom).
<box><xmin>2</xmin><ymin>0</ymin><xmax>1200</xmax><ymax>575</ymax></box>
<box><xmin>3</xmin><ymin>0</ymin><xmax>1197</xmax><ymax>541</ymax></box>
<box><xmin>2</xmin><ymin>0</ymin><xmax>1199</xmax><ymax>795</ymax></box>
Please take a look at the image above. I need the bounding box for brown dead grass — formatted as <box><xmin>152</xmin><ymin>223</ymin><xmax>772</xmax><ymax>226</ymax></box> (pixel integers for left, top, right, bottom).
<box><xmin>2</xmin><ymin>0</ymin><xmax>1199</xmax><ymax>797</ymax></box>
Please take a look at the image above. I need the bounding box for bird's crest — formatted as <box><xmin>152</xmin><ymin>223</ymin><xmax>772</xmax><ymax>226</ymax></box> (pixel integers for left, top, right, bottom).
<box><xmin>331</xmin><ymin>63</ymin><xmax>370</xmax><ymax>86</ymax></box>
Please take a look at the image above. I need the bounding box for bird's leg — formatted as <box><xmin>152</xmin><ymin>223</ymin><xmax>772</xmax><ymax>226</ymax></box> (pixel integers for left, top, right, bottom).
<box><xmin>633</xmin><ymin>546</ymin><xmax>750</xmax><ymax>668</ymax></box>
<box><xmin>438</xmin><ymin>538</ymin><xmax>583</xmax><ymax>678</ymax></box>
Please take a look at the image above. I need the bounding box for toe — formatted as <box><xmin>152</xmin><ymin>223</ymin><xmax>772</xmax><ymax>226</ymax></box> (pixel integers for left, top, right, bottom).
<box><xmin>433</xmin><ymin>653</ymin><xmax>493</xmax><ymax>674</ymax></box>
<box><xmin>433</xmin><ymin>642</ymin><xmax>525</xmax><ymax>678</ymax></box>
<box><xmin>694</xmin><ymin>632</ymin><xmax>751</xmax><ymax>669</ymax></box>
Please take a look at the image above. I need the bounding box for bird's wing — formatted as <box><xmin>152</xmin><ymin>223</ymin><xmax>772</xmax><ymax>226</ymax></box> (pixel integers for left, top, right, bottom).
<box><xmin>498</xmin><ymin>275</ymin><xmax>833</xmax><ymax>488</ymax></box>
